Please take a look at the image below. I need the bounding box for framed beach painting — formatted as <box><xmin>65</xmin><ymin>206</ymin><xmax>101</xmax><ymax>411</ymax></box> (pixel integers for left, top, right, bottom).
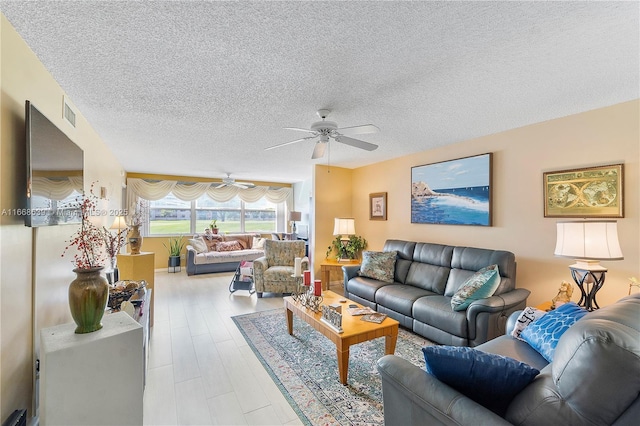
<box><xmin>411</xmin><ymin>153</ymin><xmax>492</xmax><ymax>226</ymax></box>
<box><xmin>543</xmin><ymin>163</ymin><xmax>623</xmax><ymax>218</ymax></box>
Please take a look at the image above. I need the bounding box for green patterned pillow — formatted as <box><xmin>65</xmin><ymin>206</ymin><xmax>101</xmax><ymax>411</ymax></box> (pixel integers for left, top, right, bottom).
<box><xmin>451</xmin><ymin>265</ymin><xmax>501</xmax><ymax>311</ymax></box>
<box><xmin>358</xmin><ymin>251</ymin><xmax>397</xmax><ymax>283</ymax></box>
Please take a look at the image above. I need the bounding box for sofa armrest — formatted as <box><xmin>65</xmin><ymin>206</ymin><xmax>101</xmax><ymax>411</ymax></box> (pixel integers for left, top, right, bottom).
<box><xmin>466</xmin><ymin>288</ymin><xmax>530</xmax><ymax>344</ymax></box>
<box><xmin>186</xmin><ymin>245</ymin><xmax>197</xmax><ymax>276</ymax></box>
<box><xmin>342</xmin><ymin>265</ymin><xmax>361</xmax><ymax>294</ymax></box>
<box><xmin>253</xmin><ymin>256</ymin><xmax>268</xmax><ymax>281</ymax></box>
<box><xmin>377</xmin><ymin>355</ymin><xmax>511</xmax><ymax>426</ymax></box>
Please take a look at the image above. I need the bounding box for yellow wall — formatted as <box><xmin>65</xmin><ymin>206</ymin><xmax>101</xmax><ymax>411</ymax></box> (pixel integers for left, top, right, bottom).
<box><xmin>311</xmin><ymin>165</ymin><xmax>354</xmax><ymax>276</ymax></box>
<box><xmin>0</xmin><ymin>16</ymin><xmax>124</xmax><ymax>418</ymax></box>
<box><xmin>330</xmin><ymin>100</ymin><xmax>638</xmax><ymax>307</ymax></box>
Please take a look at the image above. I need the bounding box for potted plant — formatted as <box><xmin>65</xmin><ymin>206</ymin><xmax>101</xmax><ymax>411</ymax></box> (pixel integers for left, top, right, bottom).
<box><xmin>164</xmin><ymin>236</ymin><xmax>185</xmax><ymax>272</ymax></box>
<box><xmin>326</xmin><ymin>235</ymin><xmax>367</xmax><ymax>261</ymax></box>
<box><xmin>210</xmin><ymin>219</ymin><xmax>219</xmax><ymax>234</ymax></box>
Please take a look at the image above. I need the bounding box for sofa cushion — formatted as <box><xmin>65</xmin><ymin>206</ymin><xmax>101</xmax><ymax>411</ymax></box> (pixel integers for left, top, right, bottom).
<box><xmin>382</xmin><ymin>240</ymin><xmax>416</xmax><ymax>284</ymax></box>
<box><xmin>264</xmin><ymin>239</ymin><xmax>305</xmax><ymax>266</ymax></box>
<box><xmin>346</xmin><ymin>276</ymin><xmax>394</xmax><ymax>304</ymax></box>
<box><xmin>217</xmin><ymin>240</ymin><xmax>243</xmax><ymax>252</ymax></box>
<box><xmin>374</xmin><ymin>284</ymin><xmax>437</xmax><ymax>316</ymax></box>
<box><xmin>189</xmin><ymin>237</ymin><xmax>208</xmax><ymax>253</ymax></box>
<box><xmin>405</xmin><ymin>262</ymin><xmax>451</xmax><ymax>294</ymax></box>
<box><xmin>448</xmin><ymin>247</ymin><xmax>516</xmax><ymax>295</ymax></box>
<box><xmin>477</xmin><ymin>334</ymin><xmax>550</xmax><ymax>371</ymax></box>
<box><xmin>520</xmin><ymin>302</ymin><xmax>588</xmax><ymax>362</ymax></box>
<box><xmin>202</xmin><ymin>234</ymin><xmax>222</xmax><ymax>251</ymax></box>
<box><xmin>413</xmin><ymin>295</ymin><xmax>468</xmax><ymax>338</ymax></box>
<box><xmin>451</xmin><ymin>265</ymin><xmax>501</xmax><ymax>311</ymax></box>
<box><xmin>511</xmin><ymin>307</ymin><xmax>547</xmax><ymax>341</ymax></box>
<box><xmin>359</xmin><ymin>250</ymin><xmax>397</xmax><ymax>283</ymax></box>
<box><xmin>263</xmin><ymin>265</ymin><xmax>296</xmax><ymax>282</ymax></box>
<box><xmin>252</xmin><ymin>236</ymin><xmax>266</xmax><ymax>249</ymax></box>
<box><xmin>423</xmin><ymin>345</ymin><xmax>539</xmax><ymax>415</ymax></box>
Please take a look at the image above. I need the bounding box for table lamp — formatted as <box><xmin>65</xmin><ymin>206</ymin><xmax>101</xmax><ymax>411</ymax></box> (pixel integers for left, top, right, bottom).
<box><xmin>333</xmin><ymin>218</ymin><xmax>355</xmax><ymax>261</ymax></box>
<box><xmin>554</xmin><ymin>220</ymin><xmax>623</xmax><ymax>311</ymax></box>
<box><xmin>107</xmin><ymin>215</ymin><xmax>129</xmax><ymax>283</ymax></box>
<box><xmin>289</xmin><ymin>211</ymin><xmax>301</xmax><ymax>236</ymax></box>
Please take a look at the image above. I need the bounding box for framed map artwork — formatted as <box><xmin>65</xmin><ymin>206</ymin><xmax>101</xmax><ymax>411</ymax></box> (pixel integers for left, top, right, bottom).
<box><xmin>543</xmin><ymin>163</ymin><xmax>624</xmax><ymax>218</ymax></box>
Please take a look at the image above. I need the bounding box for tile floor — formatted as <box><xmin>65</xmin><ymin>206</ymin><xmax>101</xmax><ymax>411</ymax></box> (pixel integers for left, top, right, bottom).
<box><xmin>143</xmin><ymin>269</ymin><xmax>341</xmax><ymax>426</ymax></box>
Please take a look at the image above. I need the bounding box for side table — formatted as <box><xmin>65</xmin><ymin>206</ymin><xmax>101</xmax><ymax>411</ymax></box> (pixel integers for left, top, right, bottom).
<box><xmin>40</xmin><ymin>312</ymin><xmax>143</xmax><ymax>425</ymax></box>
<box><xmin>536</xmin><ymin>301</ymin><xmax>553</xmax><ymax>312</ymax></box>
<box><xmin>320</xmin><ymin>259</ymin><xmax>360</xmax><ymax>291</ymax></box>
<box><xmin>118</xmin><ymin>252</ymin><xmax>155</xmax><ymax>326</ymax></box>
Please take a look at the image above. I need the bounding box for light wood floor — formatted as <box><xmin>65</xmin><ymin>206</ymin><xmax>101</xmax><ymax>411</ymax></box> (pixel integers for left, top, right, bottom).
<box><xmin>143</xmin><ymin>269</ymin><xmax>343</xmax><ymax>426</ymax></box>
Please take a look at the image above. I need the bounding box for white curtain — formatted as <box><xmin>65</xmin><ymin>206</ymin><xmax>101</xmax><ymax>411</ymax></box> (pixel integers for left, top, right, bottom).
<box><xmin>32</xmin><ymin>176</ymin><xmax>83</xmax><ymax>200</ymax></box>
<box><xmin>126</xmin><ymin>177</ymin><xmax>293</xmax><ymax>209</ymax></box>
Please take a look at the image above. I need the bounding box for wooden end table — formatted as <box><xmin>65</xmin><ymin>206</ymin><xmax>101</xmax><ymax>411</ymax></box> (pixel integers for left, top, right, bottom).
<box><xmin>320</xmin><ymin>259</ymin><xmax>360</xmax><ymax>290</ymax></box>
<box><xmin>284</xmin><ymin>290</ymin><xmax>399</xmax><ymax>385</ymax></box>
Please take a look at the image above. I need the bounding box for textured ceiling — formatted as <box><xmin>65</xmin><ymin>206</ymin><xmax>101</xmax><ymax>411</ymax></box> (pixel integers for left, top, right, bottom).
<box><xmin>2</xmin><ymin>1</ymin><xmax>638</xmax><ymax>184</ymax></box>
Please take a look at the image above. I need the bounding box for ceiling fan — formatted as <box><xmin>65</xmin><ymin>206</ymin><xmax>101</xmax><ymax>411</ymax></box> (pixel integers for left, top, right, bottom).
<box><xmin>266</xmin><ymin>109</ymin><xmax>379</xmax><ymax>159</ymax></box>
<box><xmin>214</xmin><ymin>173</ymin><xmax>256</xmax><ymax>189</ymax></box>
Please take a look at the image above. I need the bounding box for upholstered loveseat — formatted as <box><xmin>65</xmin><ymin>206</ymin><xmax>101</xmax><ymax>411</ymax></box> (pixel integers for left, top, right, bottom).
<box><xmin>343</xmin><ymin>239</ymin><xmax>530</xmax><ymax>346</ymax></box>
<box><xmin>186</xmin><ymin>233</ymin><xmax>265</xmax><ymax>275</ymax></box>
<box><xmin>377</xmin><ymin>293</ymin><xmax>640</xmax><ymax>425</ymax></box>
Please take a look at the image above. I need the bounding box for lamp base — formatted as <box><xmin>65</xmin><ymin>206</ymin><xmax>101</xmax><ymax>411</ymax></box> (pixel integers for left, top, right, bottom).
<box><xmin>569</xmin><ymin>264</ymin><xmax>607</xmax><ymax>311</ymax></box>
<box><xmin>570</xmin><ymin>259</ymin><xmax>607</xmax><ymax>271</ymax></box>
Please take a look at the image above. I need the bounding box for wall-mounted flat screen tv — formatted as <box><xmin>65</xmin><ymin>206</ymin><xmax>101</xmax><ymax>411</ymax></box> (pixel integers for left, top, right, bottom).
<box><xmin>25</xmin><ymin>100</ymin><xmax>84</xmax><ymax>227</ymax></box>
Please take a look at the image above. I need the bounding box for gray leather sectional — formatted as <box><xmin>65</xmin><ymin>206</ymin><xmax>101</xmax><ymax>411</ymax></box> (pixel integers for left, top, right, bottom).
<box><xmin>377</xmin><ymin>293</ymin><xmax>640</xmax><ymax>425</ymax></box>
<box><xmin>343</xmin><ymin>239</ymin><xmax>530</xmax><ymax>346</ymax></box>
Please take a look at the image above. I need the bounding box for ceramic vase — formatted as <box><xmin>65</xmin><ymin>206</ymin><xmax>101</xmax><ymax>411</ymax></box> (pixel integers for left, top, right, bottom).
<box><xmin>69</xmin><ymin>267</ymin><xmax>109</xmax><ymax>334</ymax></box>
<box><xmin>128</xmin><ymin>225</ymin><xmax>143</xmax><ymax>254</ymax></box>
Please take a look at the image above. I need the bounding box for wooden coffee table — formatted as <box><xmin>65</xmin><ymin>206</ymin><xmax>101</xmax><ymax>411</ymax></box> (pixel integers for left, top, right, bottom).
<box><xmin>284</xmin><ymin>290</ymin><xmax>399</xmax><ymax>385</ymax></box>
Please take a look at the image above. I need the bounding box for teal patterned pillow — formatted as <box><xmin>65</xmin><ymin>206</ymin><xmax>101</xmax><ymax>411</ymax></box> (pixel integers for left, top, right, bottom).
<box><xmin>358</xmin><ymin>251</ymin><xmax>397</xmax><ymax>283</ymax></box>
<box><xmin>451</xmin><ymin>265</ymin><xmax>501</xmax><ymax>311</ymax></box>
<box><xmin>520</xmin><ymin>302</ymin><xmax>588</xmax><ymax>362</ymax></box>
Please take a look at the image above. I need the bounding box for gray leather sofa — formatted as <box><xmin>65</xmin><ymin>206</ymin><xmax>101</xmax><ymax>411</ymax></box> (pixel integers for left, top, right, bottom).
<box><xmin>377</xmin><ymin>293</ymin><xmax>640</xmax><ymax>425</ymax></box>
<box><xmin>343</xmin><ymin>239</ymin><xmax>530</xmax><ymax>346</ymax></box>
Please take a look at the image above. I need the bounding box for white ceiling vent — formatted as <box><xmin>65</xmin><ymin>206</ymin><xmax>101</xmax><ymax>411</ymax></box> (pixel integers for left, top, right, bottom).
<box><xmin>63</xmin><ymin>96</ymin><xmax>76</xmax><ymax>128</ymax></box>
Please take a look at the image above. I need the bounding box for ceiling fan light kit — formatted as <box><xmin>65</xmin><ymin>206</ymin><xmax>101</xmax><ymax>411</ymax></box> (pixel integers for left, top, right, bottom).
<box><xmin>266</xmin><ymin>109</ymin><xmax>380</xmax><ymax>159</ymax></box>
<box><xmin>215</xmin><ymin>173</ymin><xmax>256</xmax><ymax>189</ymax></box>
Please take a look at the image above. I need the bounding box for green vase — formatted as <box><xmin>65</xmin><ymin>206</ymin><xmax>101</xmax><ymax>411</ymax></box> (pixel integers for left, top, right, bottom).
<box><xmin>69</xmin><ymin>267</ymin><xmax>109</xmax><ymax>334</ymax></box>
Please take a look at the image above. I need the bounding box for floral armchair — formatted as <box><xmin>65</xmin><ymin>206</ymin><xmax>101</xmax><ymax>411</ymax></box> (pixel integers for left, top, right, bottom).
<box><xmin>253</xmin><ymin>240</ymin><xmax>309</xmax><ymax>298</ymax></box>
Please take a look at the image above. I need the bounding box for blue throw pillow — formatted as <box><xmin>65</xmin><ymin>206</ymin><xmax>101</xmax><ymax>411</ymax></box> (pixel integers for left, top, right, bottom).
<box><xmin>451</xmin><ymin>265</ymin><xmax>501</xmax><ymax>311</ymax></box>
<box><xmin>520</xmin><ymin>302</ymin><xmax>588</xmax><ymax>362</ymax></box>
<box><xmin>422</xmin><ymin>345</ymin><xmax>539</xmax><ymax>415</ymax></box>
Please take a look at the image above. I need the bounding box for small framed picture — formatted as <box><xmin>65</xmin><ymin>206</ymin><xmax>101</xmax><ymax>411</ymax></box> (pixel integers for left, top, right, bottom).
<box><xmin>370</xmin><ymin>192</ymin><xmax>387</xmax><ymax>220</ymax></box>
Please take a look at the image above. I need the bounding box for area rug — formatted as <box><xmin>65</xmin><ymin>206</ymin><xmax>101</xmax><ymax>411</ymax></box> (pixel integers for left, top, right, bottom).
<box><xmin>232</xmin><ymin>309</ymin><xmax>432</xmax><ymax>425</ymax></box>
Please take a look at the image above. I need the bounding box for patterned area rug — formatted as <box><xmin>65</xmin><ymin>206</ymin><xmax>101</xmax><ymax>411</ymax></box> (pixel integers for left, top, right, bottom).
<box><xmin>233</xmin><ymin>309</ymin><xmax>432</xmax><ymax>425</ymax></box>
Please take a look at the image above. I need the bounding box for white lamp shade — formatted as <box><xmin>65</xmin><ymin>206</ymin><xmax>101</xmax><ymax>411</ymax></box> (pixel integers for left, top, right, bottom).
<box><xmin>554</xmin><ymin>221</ymin><xmax>623</xmax><ymax>260</ymax></box>
<box><xmin>289</xmin><ymin>211</ymin><xmax>302</xmax><ymax>222</ymax></box>
<box><xmin>110</xmin><ymin>215</ymin><xmax>128</xmax><ymax>230</ymax></box>
<box><xmin>333</xmin><ymin>218</ymin><xmax>355</xmax><ymax>236</ymax></box>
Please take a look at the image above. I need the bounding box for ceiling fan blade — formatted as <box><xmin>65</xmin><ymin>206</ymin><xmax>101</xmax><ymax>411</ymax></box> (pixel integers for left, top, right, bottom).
<box><xmin>335</xmin><ymin>124</ymin><xmax>380</xmax><ymax>135</ymax></box>
<box><xmin>284</xmin><ymin>127</ymin><xmax>315</xmax><ymax>133</ymax></box>
<box><xmin>213</xmin><ymin>183</ymin><xmax>228</xmax><ymax>188</ymax></box>
<box><xmin>234</xmin><ymin>181</ymin><xmax>255</xmax><ymax>188</ymax></box>
<box><xmin>311</xmin><ymin>141</ymin><xmax>327</xmax><ymax>159</ymax></box>
<box><xmin>265</xmin><ymin>136</ymin><xmax>317</xmax><ymax>151</ymax></box>
<box><xmin>334</xmin><ymin>135</ymin><xmax>378</xmax><ymax>151</ymax></box>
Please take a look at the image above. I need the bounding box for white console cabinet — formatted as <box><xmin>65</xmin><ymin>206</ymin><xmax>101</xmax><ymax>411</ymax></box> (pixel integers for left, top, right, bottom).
<box><xmin>40</xmin><ymin>312</ymin><xmax>143</xmax><ymax>425</ymax></box>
